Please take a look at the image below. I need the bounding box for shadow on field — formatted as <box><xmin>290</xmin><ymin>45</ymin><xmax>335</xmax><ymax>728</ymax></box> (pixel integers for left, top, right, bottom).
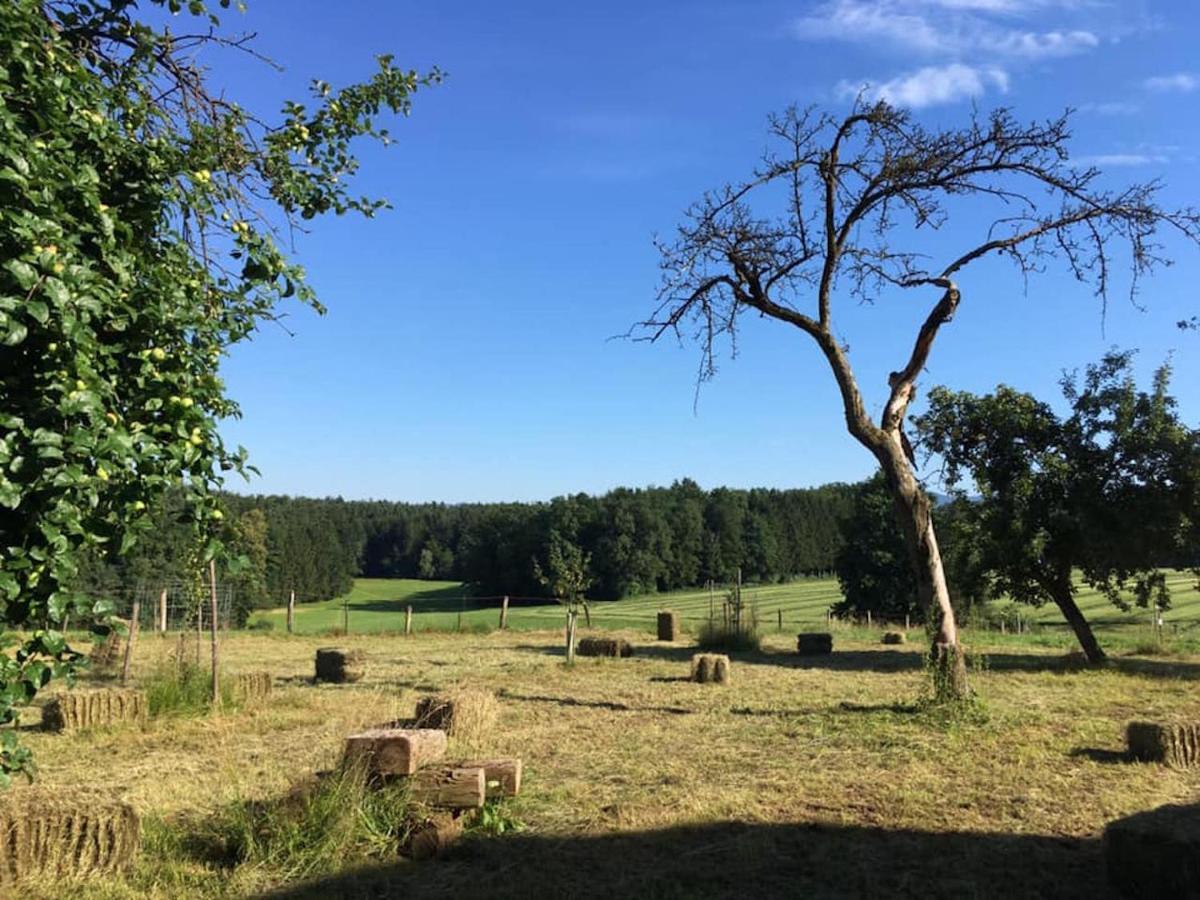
<box><xmin>264</xmin><ymin>818</ymin><xmax>1110</xmax><ymax>900</ymax></box>
<box><xmin>351</xmin><ymin>587</ymin><xmax>559</xmax><ymax>615</ymax></box>
<box><xmin>495</xmin><ymin>689</ymin><xmax>693</xmax><ymax>716</ymax></box>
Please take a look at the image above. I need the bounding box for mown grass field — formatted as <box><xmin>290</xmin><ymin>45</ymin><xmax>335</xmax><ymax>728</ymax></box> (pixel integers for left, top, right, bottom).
<box><xmin>16</xmin><ymin>625</ymin><xmax>1200</xmax><ymax>898</ymax></box>
<box><xmin>251</xmin><ymin>571</ymin><xmax>1200</xmax><ymax>654</ymax></box>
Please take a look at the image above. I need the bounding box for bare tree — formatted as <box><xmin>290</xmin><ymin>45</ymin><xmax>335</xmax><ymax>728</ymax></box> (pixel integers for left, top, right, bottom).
<box><xmin>639</xmin><ymin>102</ymin><xmax>1198</xmax><ymax>697</ymax></box>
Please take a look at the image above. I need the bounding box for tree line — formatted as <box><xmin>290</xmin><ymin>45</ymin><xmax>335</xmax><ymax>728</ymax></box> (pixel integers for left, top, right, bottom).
<box><xmin>74</xmin><ymin>480</ymin><xmax>859</xmax><ymax>615</ymax></box>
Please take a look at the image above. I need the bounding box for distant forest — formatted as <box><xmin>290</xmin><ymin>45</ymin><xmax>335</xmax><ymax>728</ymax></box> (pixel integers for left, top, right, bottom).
<box><xmin>77</xmin><ymin>479</ymin><xmax>858</xmax><ymax>610</ymax></box>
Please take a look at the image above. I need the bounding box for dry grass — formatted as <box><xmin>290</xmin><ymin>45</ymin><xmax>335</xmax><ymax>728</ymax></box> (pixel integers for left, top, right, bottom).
<box><xmin>15</xmin><ymin>628</ymin><xmax>1200</xmax><ymax>897</ymax></box>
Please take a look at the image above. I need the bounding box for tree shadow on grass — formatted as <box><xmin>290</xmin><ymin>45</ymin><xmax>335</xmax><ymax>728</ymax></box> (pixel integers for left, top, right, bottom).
<box><xmin>494</xmin><ymin>689</ymin><xmax>693</xmax><ymax>716</ymax></box>
<box><xmin>351</xmin><ymin>590</ymin><xmax>560</xmax><ymax>616</ymax></box>
<box><xmin>264</xmin><ymin>818</ymin><xmax>1110</xmax><ymax>900</ymax></box>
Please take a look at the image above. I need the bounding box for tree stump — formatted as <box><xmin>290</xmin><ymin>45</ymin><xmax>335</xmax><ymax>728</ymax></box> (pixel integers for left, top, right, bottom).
<box><xmin>343</xmin><ymin>728</ymin><xmax>447</xmax><ymax>777</ymax></box>
<box><xmin>1105</xmin><ymin>803</ymin><xmax>1200</xmax><ymax>898</ymax></box>
<box><xmin>1127</xmin><ymin>722</ymin><xmax>1200</xmax><ymax>768</ymax></box>
<box><xmin>456</xmin><ymin>758</ymin><xmax>522</xmax><ymax>798</ymax></box>
<box><xmin>406</xmin><ymin>811</ymin><xmax>464</xmax><ymax>860</ymax></box>
<box><xmin>409</xmin><ymin>765</ymin><xmax>486</xmax><ymax>810</ymax></box>
<box><xmin>314</xmin><ymin>648</ymin><xmax>364</xmax><ymax>683</ymax></box>
<box><xmin>882</xmin><ymin>631</ymin><xmax>906</xmax><ymax>645</ymax></box>
<box><xmin>576</xmin><ymin>636</ymin><xmax>634</xmax><ymax>658</ymax></box>
<box><xmin>690</xmin><ymin>653</ymin><xmax>731</xmax><ymax>684</ymax></box>
<box><xmin>796</xmin><ymin>633</ymin><xmax>833</xmax><ymax>655</ymax></box>
<box><xmin>657</xmin><ymin>611</ymin><xmax>680</xmax><ymax>641</ymax></box>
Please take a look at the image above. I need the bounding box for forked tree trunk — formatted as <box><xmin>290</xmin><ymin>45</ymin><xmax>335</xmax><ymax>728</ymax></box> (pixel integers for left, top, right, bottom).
<box><xmin>1049</xmin><ymin>574</ymin><xmax>1107</xmax><ymax>664</ymax></box>
<box><xmin>874</xmin><ymin>435</ymin><xmax>969</xmax><ymax>699</ymax></box>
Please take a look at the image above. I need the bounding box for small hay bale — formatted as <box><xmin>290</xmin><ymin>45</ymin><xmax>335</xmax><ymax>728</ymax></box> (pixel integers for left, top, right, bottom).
<box><xmin>1127</xmin><ymin>721</ymin><xmax>1200</xmax><ymax>768</ymax></box>
<box><xmin>234</xmin><ymin>672</ymin><xmax>272</xmax><ymax>701</ymax></box>
<box><xmin>881</xmin><ymin>631</ymin><xmax>906</xmax><ymax>645</ymax></box>
<box><xmin>42</xmin><ymin>689</ymin><xmax>147</xmax><ymax>733</ymax></box>
<box><xmin>576</xmin><ymin>636</ymin><xmax>634</xmax><ymax>658</ymax></box>
<box><xmin>1105</xmin><ymin>803</ymin><xmax>1200</xmax><ymax>898</ymax></box>
<box><xmin>796</xmin><ymin>632</ymin><xmax>833</xmax><ymax>655</ymax></box>
<box><xmin>314</xmin><ymin>648</ymin><xmax>365</xmax><ymax>684</ymax></box>
<box><xmin>690</xmin><ymin>653</ymin><xmax>731</xmax><ymax>684</ymax></box>
<box><xmin>0</xmin><ymin>789</ymin><xmax>140</xmax><ymax>883</ymax></box>
<box><xmin>414</xmin><ymin>689</ymin><xmax>498</xmax><ymax>743</ymax></box>
<box><xmin>656</xmin><ymin>611</ymin><xmax>680</xmax><ymax>641</ymax></box>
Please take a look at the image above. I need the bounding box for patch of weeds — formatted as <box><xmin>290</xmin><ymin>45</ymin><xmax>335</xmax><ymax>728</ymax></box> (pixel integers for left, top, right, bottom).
<box><xmin>143</xmin><ymin>656</ymin><xmax>236</xmax><ymax>717</ymax></box>
<box><xmin>913</xmin><ymin>647</ymin><xmax>989</xmax><ymax>727</ymax></box>
<box><xmin>468</xmin><ymin>798</ymin><xmax>525</xmax><ymax>837</ymax></box>
<box><xmin>697</xmin><ymin>621</ymin><xmax>761</xmax><ymax>653</ymax></box>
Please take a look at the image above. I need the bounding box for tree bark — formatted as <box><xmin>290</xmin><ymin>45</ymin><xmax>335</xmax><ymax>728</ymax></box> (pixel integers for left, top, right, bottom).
<box><xmin>1049</xmin><ymin>575</ymin><xmax>1107</xmax><ymax>664</ymax></box>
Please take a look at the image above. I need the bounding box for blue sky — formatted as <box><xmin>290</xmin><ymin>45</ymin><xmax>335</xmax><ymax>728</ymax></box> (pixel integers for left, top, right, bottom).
<box><xmin>209</xmin><ymin>0</ymin><xmax>1199</xmax><ymax>502</ymax></box>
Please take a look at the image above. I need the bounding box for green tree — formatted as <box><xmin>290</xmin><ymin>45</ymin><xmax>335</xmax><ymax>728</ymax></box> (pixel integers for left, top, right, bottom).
<box><xmin>640</xmin><ymin>103</ymin><xmax>1198</xmax><ymax>696</ymax></box>
<box><xmin>0</xmin><ymin>0</ymin><xmax>437</xmax><ymax>781</ymax></box>
<box><xmin>533</xmin><ymin>530</ymin><xmax>594</xmax><ymax>664</ymax></box>
<box><xmin>916</xmin><ymin>351</ymin><xmax>1200</xmax><ymax>663</ymax></box>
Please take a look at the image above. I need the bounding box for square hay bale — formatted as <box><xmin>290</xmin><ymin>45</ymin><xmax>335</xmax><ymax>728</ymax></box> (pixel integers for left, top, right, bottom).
<box><xmin>1127</xmin><ymin>721</ymin><xmax>1200</xmax><ymax>768</ymax></box>
<box><xmin>576</xmin><ymin>636</ymin><xmax>634</xmax><ymax>658</ymax></box>
<box><xmin>0</xmin><ymin>790</ymin><xmax>140</xmax><ymax>883</ymax></box>
<box><xmin>344</xmin><ymin>728</ymin><xmax>448</xmax><ymax>777</ymax></box>
<box><xmin>657</xmin><ymin>611</ymin><xmax>680</xmax><ymax>641</ymax></box>
<box><xmin>882</xmin><ymin>631</ymin><xmax>906</xmax><ymax>645</ymax></box>
<box><xmin>314</xmin><ymin>648</ymin><xmax>365</xmax><ymax>684</ymax></box>
<box><xmin>414</xmin><ymin>689</ymin><xmax>498</xmax><ymax>741</ymax></box>
<box><xmin>797</xmin><ymin>632</ymin><xmax>834</xmax><ymax>655</ymax></box>
<box><xmin>690</xmin><ymin>653</ymin><xmax>731</xmax><ymax>684</ymax></box>
<box><xmin>234</xmin><ymin>672</ymin><xmax>272</xmax><ymax>701</ymax></box>
<box><xmin>42</xmin><ymin>689</ymin><xmax>147</xmax><ymax>733</ymax></box>
<box><xmin>1105</xmin><ymin>803</ymin><xmax>1200</xmax><ymax>898</ymax></box>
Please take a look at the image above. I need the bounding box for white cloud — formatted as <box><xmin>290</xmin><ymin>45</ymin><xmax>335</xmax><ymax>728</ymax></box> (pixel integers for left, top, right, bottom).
<box><xmin>1143</xmin><ymin>73</ymin><xmax>1197</xmax><ymax>93</ymax></box>
<box><xmin>1079</xmin><ymin>100</ymin><xmax>1140</xmax><ymax>115</ymax></box>
<box><xmin>793</xmin><ymin>0</ymin><xmax>1101</xmax><ymax>60</ymax></box>
<box><xmin>838</xmin><ymin>63</ymin><xmax>1010</xmax><ymax>108</ymax></box>
<box><xmin>1072</xmin><ymin>153</ymin><xmax>1168</xmax><ymax>167</ymax></box>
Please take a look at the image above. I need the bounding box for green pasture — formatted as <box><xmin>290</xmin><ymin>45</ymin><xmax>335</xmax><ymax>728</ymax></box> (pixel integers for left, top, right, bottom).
<box><xmin>249</xmin><ymin>571</ymin><xmax>1200</xmax><ymax>653</ymax></box>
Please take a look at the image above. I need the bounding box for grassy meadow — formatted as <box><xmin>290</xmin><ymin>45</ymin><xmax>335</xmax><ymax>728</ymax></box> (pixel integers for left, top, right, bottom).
<box><xmin>250</xmin><ymin>571</ymin><xmax>1200</xmax><ymax>655</ymax></box>
<box><xmin>14</xmin><ymin>624</ymin><xmax>1200</xmax><ymax>898</ymax></box>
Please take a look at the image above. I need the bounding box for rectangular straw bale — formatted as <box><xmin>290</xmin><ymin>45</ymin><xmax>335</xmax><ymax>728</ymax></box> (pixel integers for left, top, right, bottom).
<box><xmin>414</xmin><ymin>689</ymin><xmax>498</xmax><ymax>739</ymax></box>
<box><xmin>42</xmin><ymin>690</ymin><xmax>147</xmax><ymax>733</ymax></box>
<box><xmin>315</xmin><ymin>648</ymin><xmax>365</xmax><ymax>683</ymax></box>
<box><xmin>657</xmin><ymin>611</ymin><xmax>680</xmax><ymax>641</ymax></box>
<box><xmin>1127</xmin><ymin>721</ymin><xmax>1200</xmax><ymax>768</ymax></box>
<box><xmin>0</xmin><ymin>791</ymin><xmax>140</xmax><ymax>882</ymax></box>
<box><xmin>234</xmin><ymin>672</ymin><xmax>272</xmax><ymax>701</ymax></box>
<box><xmin>576</xmin><ymin>636</ymin><xmax>634</xmax><ymax>658</ymax></box>
<box><xmin>796</xmin><ymin>632</ymin><xmax>834</xmax><ymax>655</ymax></box>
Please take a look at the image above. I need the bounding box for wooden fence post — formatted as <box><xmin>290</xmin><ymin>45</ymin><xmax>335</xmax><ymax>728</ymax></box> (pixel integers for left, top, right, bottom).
<box><xmin>405</xmin><ymin>605</ymin><xmax>413</xmax><ymax>636</ymax></box>
<box><xmin>287</xmin><ymin>589</ymin><xmax>295</xmax><ymax>635</ymax></box>
<box><xmin>777</xmin><ymin>609</ymin><xmax>783</xmax><ymax>632</ymax></box>
<box><xmin>343</xmin><ymin>598</ymin><xmax>349</xmax><ymax>635</ymax></box>
<box><xmin>867</xmin><ymin>610</ymin><xmax>872</xmax><ymax>629</ymax></box>
<box><xmin>499</xmin><ymin>595</ymin><xmax>509</xmax><ymax>630</ymax></box>
<box><xmin>158</xmin><ymin>588</ymin><xmax>167</xmax><ymax>633</ymax></box>
<box><xmin>905</xmin><ymin>613</ymin><xmax>910</xmax><ymax>631</ymax></box>
<box><xmin>209</xmin><ymin>559</ymin><xmax>220</xmax><ymax>707</ymax></box>
<box><xmin>565</xmin><ymin>609</ymin><xmax>577</xmax><ymax>665</ymax></box>
<box><xmin>120</xmin><ymin>599</ymin><xmax>140</xmax><ymax>686</ymax></box>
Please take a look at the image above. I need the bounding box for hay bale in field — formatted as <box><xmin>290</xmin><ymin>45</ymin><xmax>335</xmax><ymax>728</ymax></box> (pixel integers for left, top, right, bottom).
<box><xmin>1105</xmin><ymin>803</ymin><xmax>1200</xmax><ymax>898</ymax></box>
<box><xmin>234</xmin><ymin>672</ymin><xmax>272</xmax><ymax>701</ymax></box>
<box><xmin>0</xmin><ymin>790</ymin><xmax>140</xmax><ymax>882</ymax></box>
<box><xmin>414</xmin><ymin>689</ymin><xmax>498</xmax><ymax>741</ymax></box>
<box><xmin>576</xmin><ymin>636</ymin><xmax>634</xmax><ymax>658</ymax></box>
<box><xmin>796</xmin><ymin>632</ymin><xmax>833</xmax><ymax>655</ymax></box>
<box><xmin>1127</xmin><ymin>721</ymin><xmax>1200</xmax><ymax>768</ymax></box>
<box><xmin>881</xmin><ymin>631</ymin><xmax>906</xmax><ymax>645</ymax></box>
<box><xmin>314</xmin><ymin>648</ymin><xmax>365</xmax><ymax>684</ymax></box>
<box><xmin>690</xmin><ymin>653</ymin><xmax>731</xmax><ymax>684</ymax></box>
<box><xmin>657</xmin><ymin>611</ymin><xmax>680</xmax><ymax>641</ymax></box>
<box><xmin>42</xmin><ymin>689</ymin><xmax>147</xmax><ymax>733</ymax></box>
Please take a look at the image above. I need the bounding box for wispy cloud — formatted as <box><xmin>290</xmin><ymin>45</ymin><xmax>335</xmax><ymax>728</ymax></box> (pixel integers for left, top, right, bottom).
<box><xmin>1143</xmin><ymin>73</ymin><xmax>1197</xmax><ymax>93</ymax></box>
<box><xmin>1079</xmin><ymin>100</ymin><xmax>1140</xmax><ymax>116</ymax></box>
<box><xmin>794</xmin><ymin>0</ymin><xmax>1111</xmax><ymax>108</ymax></box>
<box><xmin>838</xmin><ymin>64</ymin><xmax>1009</xmax><ymax>108</ymax></box>
<box><xmin>1072</xmin><ymin>152</ymin><xmax>1169</xmax><ymax>167</ymax></box>
<box><xmin>793</xmin><ymin>0</ymin><xmax>1099</xmax><ymax>60</ymax></box>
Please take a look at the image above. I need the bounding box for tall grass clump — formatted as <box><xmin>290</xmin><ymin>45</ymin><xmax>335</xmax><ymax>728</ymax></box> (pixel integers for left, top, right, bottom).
<box><xmin>207</xmin><ymin>761</ymin><xmax>413</xmax><ymax>882</ymax></box>
<box><xmin>143</xmin><ymin>653</ymin><xmax>235</xmax><ymax>717</ymax></box>
<box><xmin>697</xmin><ymin>585</ymin><xmax>761</xmax><ymax>652</ymax></box>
